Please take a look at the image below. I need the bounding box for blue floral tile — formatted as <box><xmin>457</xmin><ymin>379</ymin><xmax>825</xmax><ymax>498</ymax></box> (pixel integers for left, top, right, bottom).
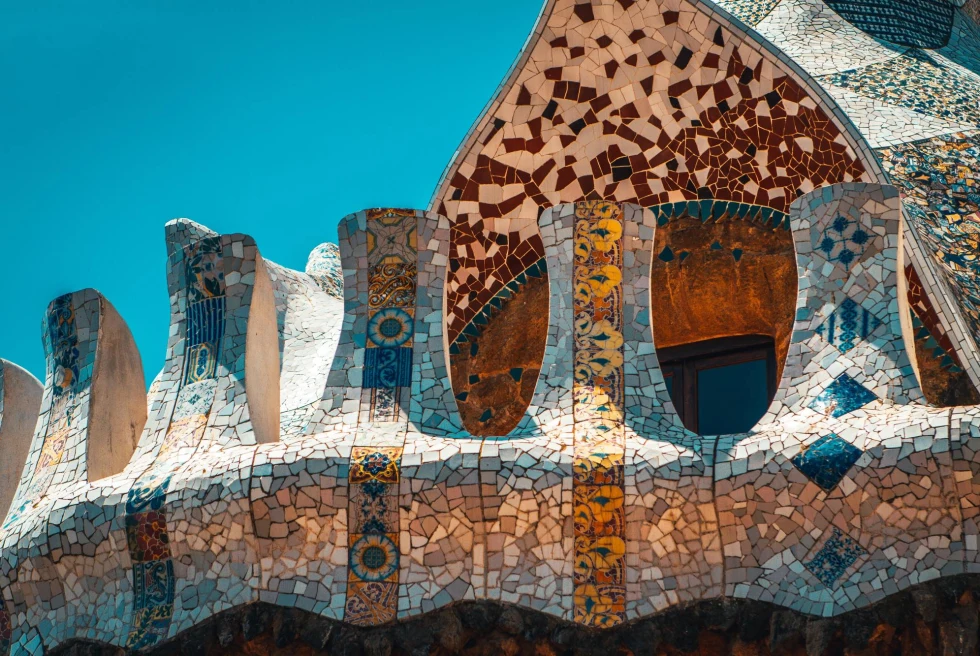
<box><xmin>814</xmin><ymin>214</ymin><xmax>872</xmax><ymax>271</ymax></box>
<box><xmin>367</xmin><ymin>308</ymin><xmax>414</xmax><ymax>348</ymax></box>
<box><xmin>808</xmin><ymin>374</ymin><xmax>877</xmax><ymax>418</ymax></box>
<box><xmin>792</xmin><ymin>433</ymin><xmax>863</xmax><ymax>492</ymax></box>
<box><xmin>805</xmin><ymin>527</ymin><xmax>868</xmax><ymax>587</ymax></box>
<box><xmin>172</xmin><ymin>380</ymin><xmax>217</xmax><ymax>420</ymax></box>
<box><xmin>349</xmin><ymin>533</ymin><xmax>399</xmax><ymax>582</ymax></box>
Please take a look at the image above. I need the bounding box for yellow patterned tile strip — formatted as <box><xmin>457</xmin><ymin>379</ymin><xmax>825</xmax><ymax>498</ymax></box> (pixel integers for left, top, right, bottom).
<box><xmin>572</xmin><ymin>201</ymin><xmax>626</xmax><ymax>627</ymax></box>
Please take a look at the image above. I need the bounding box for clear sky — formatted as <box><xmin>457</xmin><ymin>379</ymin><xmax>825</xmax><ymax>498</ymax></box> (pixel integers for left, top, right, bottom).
<box><xmin>0</xmin><ymin>0</ymin><xmax>541</xmax><ymax>384</ymax></box>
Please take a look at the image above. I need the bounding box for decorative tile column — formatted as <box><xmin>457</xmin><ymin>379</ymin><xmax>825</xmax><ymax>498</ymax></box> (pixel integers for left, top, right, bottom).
<box><xmin>123</xmin><ymin>220</ymin><xmax>275</xmax><ymax>647</ymax></box>
<box><xmin>335</xmin><ymin>208</ymin><xmax>467</xmax><ymax>626</ymax></box>
<box><xmin>763</xmin><ymin>182</ymin><xmax>924</xmax><ymax>423</ymax></box>
<box><xmin>4</xmin><ymin>290</ymin><xmax>101</xmax><ymax>531</ymax></box>
<box><xmin>715</xmin><ymin>184</ymin><xmax>958</xmax><ymax>617</ymax></box>
<box><xmin>568</xmin><ymin>201</ymin><xmax>629</xmax><ymax>628</ymax></box>
<box><xmin>123</xmin><ymin>228</ymin><xmax>229</xmax><ymax>649</ymax></box>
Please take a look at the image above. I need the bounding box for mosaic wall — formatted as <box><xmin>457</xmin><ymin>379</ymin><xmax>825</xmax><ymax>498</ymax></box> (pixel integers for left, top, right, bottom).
<box><xmin>432</xmin><ymin>0</ymin><xmax>881</xmax><ymax>390</ymax></box>
<box><xmin>124</xmin><ymin>235</ymin><xmax>227</xmax><ymax>649</ymax></box>
<box><xmin>762</xmin><ymin>183</ymin><xmax>923</xmax><ymax>421</ymax></box>
<box><xmin>3</xmin><ymin>290</ymin><xmax>100</xmax><ymax>530</ymax></box>
<box><xmin>716</xmin><ymin>0</ymin><xmax>980</xmax><ymax>391</ymax></box>
<box><xmin>879</xmin><ymin>134</ymin><xmax>980</xmax><ymax>356</ymax></box>
<box><xmin>6</xmin><ymin>0</ymin><xmax>980</xmax><ymax>653</ymax></box>
<box><xmin>0</xmin><ymin>190</ymin><xmax>980</xmax><ymax>652</ymax></box>
<box><xmin>720</xmin><ymin>0</ymin><xmax>782</xmax><ymax>26</ymax></box>
<box><xmin>716</xmin><ymin>184</ymin><xmax>953</xmax><ymax>615</ymax></box>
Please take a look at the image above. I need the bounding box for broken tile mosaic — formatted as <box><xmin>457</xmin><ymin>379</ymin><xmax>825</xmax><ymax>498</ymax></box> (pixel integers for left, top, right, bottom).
<box><xmin>5</xmin><ymin>1</ymin><xmax>980</xmax><ymax>653</ymax></box>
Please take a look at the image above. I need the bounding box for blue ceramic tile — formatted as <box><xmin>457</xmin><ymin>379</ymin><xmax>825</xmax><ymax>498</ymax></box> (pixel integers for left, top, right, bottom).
<box><xmin>132</xmin><ymin>560</ymin><xmax>176</xmax><ymax>611</ymax></box>
<box><xmin>815</xmin><ymin>214</ymin><xmax>872</xmax><ymax>270</ymax></box>
<box><xmin>792</xmin><ymin>433</ymin><xmax>863</xmax><ymax>491</ymax></box>
<box><xmin>809</xmin><ymin>374</ymin><xmax>877</xmax><ymax>418</ymax></box>
<box><xmin>126</xmin><ymin>605</ymin><xmax>173</xmax><ymax>650</ymax></box>
<box><xmin>366</xmin><ymin>308</ymin><xmax>414</xmax><ymax>348</ymax></box>
<box><xmin>823</xmin><ymin>0</ymin><xmax>952</xmax><ymax>49</ymax></box>
<box><xmin>186</xmin><ymin>297</ymin><xmax>224</xmax><ymax>348</ymax></box>
<box><xmin>126</xmin><ymin>476</ymin><xmax>171</xmax><ymax>515</ymax></box>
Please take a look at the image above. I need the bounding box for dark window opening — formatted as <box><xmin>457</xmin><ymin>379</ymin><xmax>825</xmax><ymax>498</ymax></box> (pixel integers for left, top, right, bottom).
<box><xmin>659</xmin><ymin>335</ymin><xmax>777</xmax><ymax>435</ymax></box>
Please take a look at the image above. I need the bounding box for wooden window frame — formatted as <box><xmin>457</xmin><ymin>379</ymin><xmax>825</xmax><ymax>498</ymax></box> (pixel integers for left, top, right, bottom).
<box><xmin>658</xmin><ymin>335</ymin><xmax>777</xmax><ymax>434</ymax></box>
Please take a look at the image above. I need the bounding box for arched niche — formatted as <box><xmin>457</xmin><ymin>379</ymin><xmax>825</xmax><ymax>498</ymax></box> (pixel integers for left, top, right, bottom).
<box><xmin>649</xmin><ymin>201</ymin><xmax>798</xmax><ymax>433</ymax></box>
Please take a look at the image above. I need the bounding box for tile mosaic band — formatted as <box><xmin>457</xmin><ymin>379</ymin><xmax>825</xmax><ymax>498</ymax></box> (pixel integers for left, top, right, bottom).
<box><xmin>4</xmin><ymin>294</ymin><xmax>85</xmax><ymax>530</ymax></box>
<box><xmin>363</xmin><ymin>209</ymin><xmax>417</xmax><ymax>424</ymax></box>
<box><xmin>345</xmin><ymin>446</ymin><xmax>403</xmax><ymax>626</ymax></box>
<box><xmin>571</xmin><ymin>201</ymin><xmax>627</xmax><ymax>628</ymax></box>
<box><xmin>345</xmin><ymin>209</ymin><xmax>418</xmax><ymax>625</ymax></box>
<box><xmin>125</xmin><ymin>238</ymin><xmax>226</xmax><ymax>649</ymax></box>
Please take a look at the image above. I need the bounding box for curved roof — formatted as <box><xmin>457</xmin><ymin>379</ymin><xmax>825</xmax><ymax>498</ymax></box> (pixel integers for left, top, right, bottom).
<box><xmin>714</xmin><ymin>0</ymin><xmax>980</xmax><ymax>393</ymax></box>
<box><xmin>427</xmin><ymin>0</ymin><xmax>887</xmax><ymax>349</ymax></box>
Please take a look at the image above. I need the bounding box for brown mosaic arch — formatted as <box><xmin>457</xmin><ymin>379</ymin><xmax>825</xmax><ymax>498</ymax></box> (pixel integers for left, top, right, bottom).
<box><xmin>435</xmin><ymin>0</ymin><xmax>886</xmax><ymax>434</ymax></box>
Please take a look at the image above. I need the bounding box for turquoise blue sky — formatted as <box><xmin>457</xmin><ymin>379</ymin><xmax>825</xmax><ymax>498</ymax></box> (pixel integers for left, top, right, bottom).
<box><xmin>1</xmin><ymin>0</ymin><xmax>540</xmax><ymax>384</ymax></box>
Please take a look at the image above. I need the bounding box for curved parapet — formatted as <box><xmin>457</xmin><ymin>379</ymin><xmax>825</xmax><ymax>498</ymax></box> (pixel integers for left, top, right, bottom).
<box><xmin>117</xmin><ymin>220</ymin><xmax>284</xmax><ymax>649</ymax></box>
<box><xmin>259</xmin><ymin>241</ymin><xmax>347</xmax><ymax>437</ymax></box>
<box><xmin>714</xmin><ymin>183</ymin><xmax>949</xmax><ymax>617</ymax></box>
<box><xmin>4</xmin><ymin>206</ymin><xmax>980</xmax><ymax>650</ymax></box>
<box><xmin>0</xmin><ymin>289</ymin><xmax>146</xmax><ymax>655</ymax></box>
<box><xmin>714</xmin><ymin>0</ymin><xmax>980</xmax><ymax>401</ymax></box>
<box><xmin>269</xmin><ymin>257</ymin><xmax>343</xmax><ymax>438</ymax></box>
<box><xmin>308</xmin><ymin>208</ymin><xmax>464</xmax><ymax>437</ymax></box>
<box><xmin>430</xmin><ymin>0</ymin><xmax>888</xmax><ymax>391</ymax></box>
<box><xmin>152</xmin><ymin>220</ymin><xmax>281</xmax><ymax>453</ymax></box>
<box><xmin>763</xmin><ymin>182</ymin><xmax>924</xmax><ymax>423</ymax></box>
<box><xmin>88</xmin><ymin>297</ymin><xmax>147</xmax><ymax>482</ymax></box>
<box><xmin>0</xmin><ymin>361</ymin><xmax>42</xmax><ymax>523</ymax></box>
<box><xmin>3</xmin><ymin>289</ymin><xmax>145</xmax><ymax>530</ymax></box>
<box><xmin>15</xmin><ymin>0</ymin><xmax>980</xmax><ymax>651</ymax></box>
